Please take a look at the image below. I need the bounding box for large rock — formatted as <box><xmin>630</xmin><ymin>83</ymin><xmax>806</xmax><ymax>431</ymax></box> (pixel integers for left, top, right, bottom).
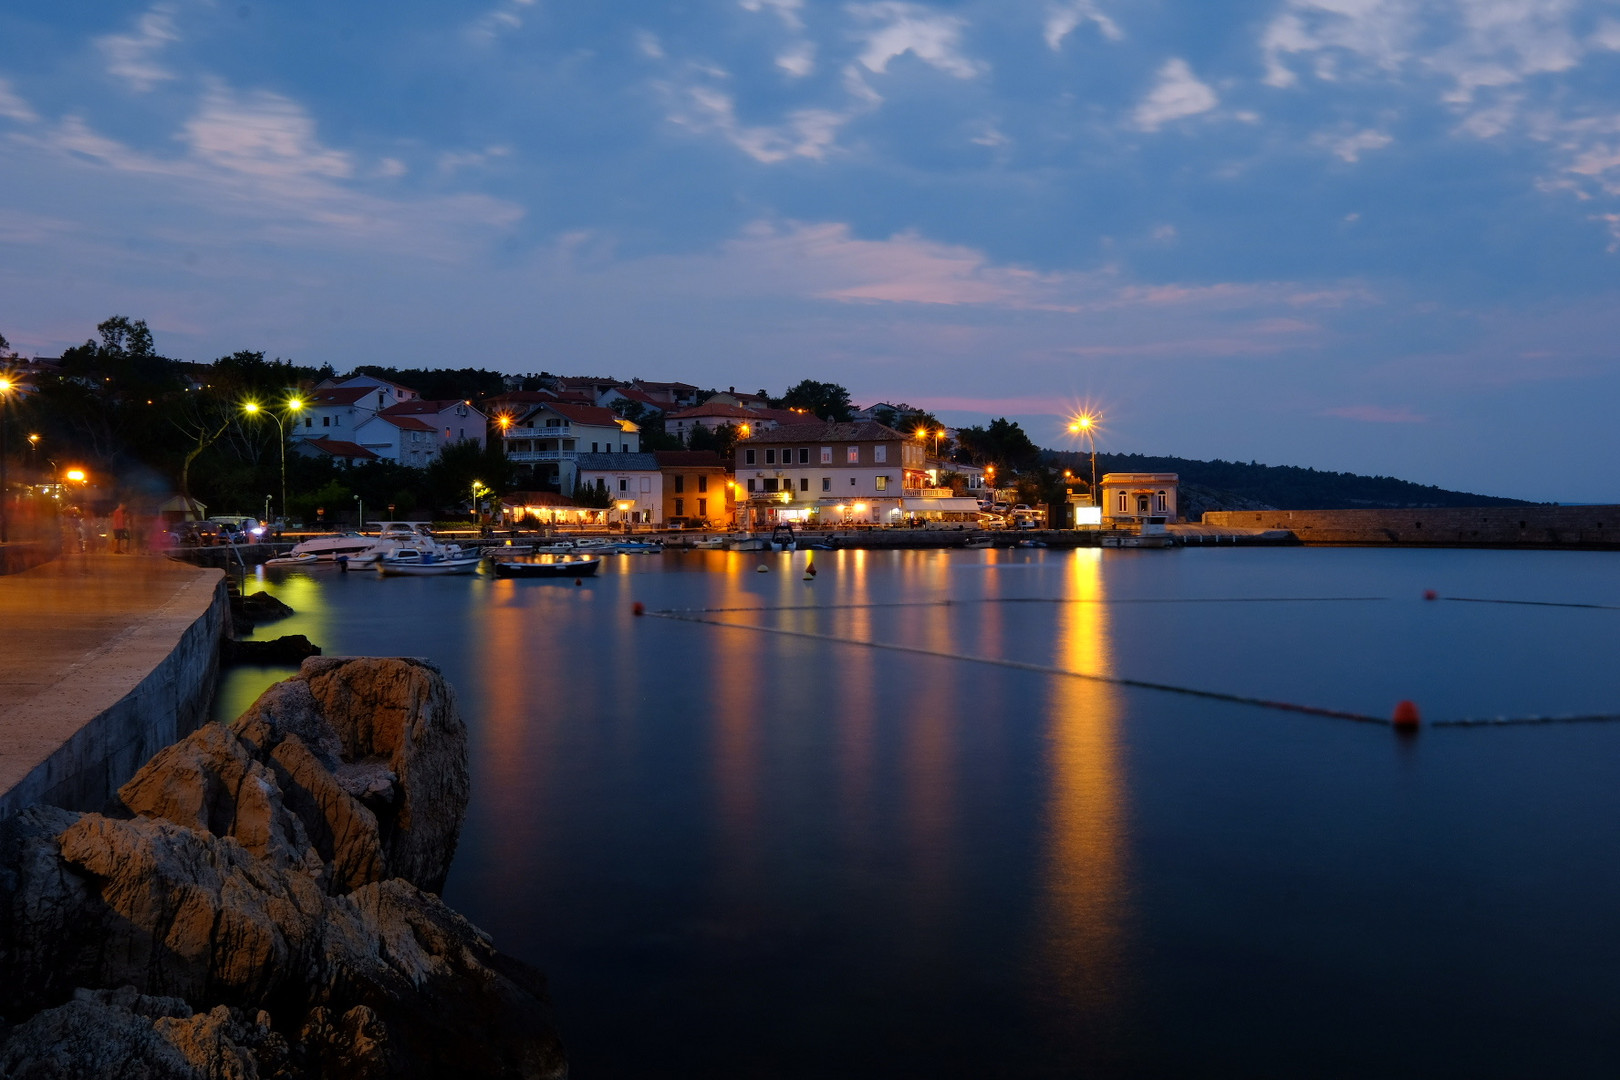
<box><xmin>0</xmin><ymin>660</ymin><xmax>564</xmax><ymax>1079</ymax></box>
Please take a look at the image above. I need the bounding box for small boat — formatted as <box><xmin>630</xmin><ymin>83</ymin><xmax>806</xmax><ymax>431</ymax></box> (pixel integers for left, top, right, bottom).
<box><xmin>1016</xmin><ymin>538</ymin><xmax>1048</xmax><ymax>548</ymax></box>
<box><xmin>728</xmin><ymin>535</ymin><xmax>769</xmax><ymax>551</ymax></box>
<box><xmin>964</xmin><ymin>536</ymin><xmax>995</xmax><ymax>549</ymax></box>
<box><xmin>375</xmin><ymin>548</ymin><xmax>483</xmax><ymax>576</ymax></box>
<box><xmin>770</xmin><ymin>524</ymin><xmax>796</xmax><ymax>552</ymax></box>
<box><xmin>263</xmin><ymin>531</ymin><xmax>377</xmax><ymax>566</ymax></box>
<box><xmin>614</xmin><ymin>540</ymin><xmax>665</xmax><ymax>554</ymax></box>
<box><xmin>492</xmin><ymin>556</ymin><xmax>601</xmax><ymax>578</ymax></box>
<box><xmin>689</xmin><ymin>536</ymin><xmax>726</xmax><ymax>549</ymax></box>
<box><xmin>531</xmin><ymin>540</ymin><xmax>579</xmax><ymax>554</ymax></box>
<box><xmin>262</xmin><ymin>552</ymin><xmax>322</xmax><ymax>568</ymax></box>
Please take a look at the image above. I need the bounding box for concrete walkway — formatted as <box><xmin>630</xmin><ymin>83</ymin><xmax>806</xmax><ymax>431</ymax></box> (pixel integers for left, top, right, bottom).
<box><xmin>0</xmin><ymin>554</ymin><xmax>227</xmax><ymax>816</ymax></box>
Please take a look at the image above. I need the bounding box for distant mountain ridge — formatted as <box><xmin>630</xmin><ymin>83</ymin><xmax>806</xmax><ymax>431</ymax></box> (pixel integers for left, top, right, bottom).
<box><xmin>1041</xmin><ymin>451</ymin><xmax>1536</xmax><ymax>514</ymax></box>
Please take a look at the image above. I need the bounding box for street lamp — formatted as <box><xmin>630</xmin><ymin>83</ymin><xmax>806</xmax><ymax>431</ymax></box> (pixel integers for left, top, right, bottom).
<box><xmin>1067</xmin><ymin>414</ymin><xmax>1099</xmax><ymax>507</ymax></box>
<box><xmin>0</xmin><ymin>376</ymin><xmax>12</xmax><ymax>543</ymax></box>
<box><xmin>244</xmin><ymin>397</ymin><xmax>305</xmax><ymax>526</ymax></box>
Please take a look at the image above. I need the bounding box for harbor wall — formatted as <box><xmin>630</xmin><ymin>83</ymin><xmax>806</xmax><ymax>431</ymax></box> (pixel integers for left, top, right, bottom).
<box><xmin>1201</xmin><ymin>506</ymin><xmax>1620</xmax><ymax>548</ymax></box>
<box><xmin>0</xmin><ymin>566</ymin><xmax>229</xmax><ymax>818</ymax></box>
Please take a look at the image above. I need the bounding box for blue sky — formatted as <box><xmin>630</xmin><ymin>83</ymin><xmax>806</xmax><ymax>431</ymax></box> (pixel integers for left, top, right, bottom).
<box><xmin>3</xmin><ymin>0</ymin><xmax>1619</xmax><ymax>499</ymax></box>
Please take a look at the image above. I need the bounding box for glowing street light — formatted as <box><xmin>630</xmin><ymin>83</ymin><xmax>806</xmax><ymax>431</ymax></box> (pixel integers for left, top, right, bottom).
<box><xmin>65</xmin><ymin>468</ymin><xmax>87</xmax><ymax>484</ymax></box>
<box><xmin>1068</xmin><ymin>413</ymin><xmax>1100</xmax><ymax>507</ymax></box>
<box><xmin>244</xmin><ymin>397</ymin><xmax>305</xmax><ymax>524</ymax></box>
<box><xmin>0</xmin><ymin>376</ymin><xmax>12</xmax><ymax>543</ymax></box>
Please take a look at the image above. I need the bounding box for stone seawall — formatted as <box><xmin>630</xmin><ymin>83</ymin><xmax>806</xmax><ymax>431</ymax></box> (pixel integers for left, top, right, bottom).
<box><xmin>1201</xmin><ymin>505</ymin><xmax>1620</xmax><ymax>548</ymax></box>
<box><xmin>0</xmin><ymin>558</ymin><xmax>229</xmax><ymax>819</ymax></box>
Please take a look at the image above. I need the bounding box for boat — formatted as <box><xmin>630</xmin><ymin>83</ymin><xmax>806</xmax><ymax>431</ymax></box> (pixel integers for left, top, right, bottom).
<box><xmin>728</xmin><ymin>535</ymin><xmax>768</xmax><ymax>551</ymax></box>
<box><xmin>375</xmin><ymin>548</ymin><xmax>484</xmax><ymax>576</ymax></box>
<box><xmin>491</xmin><ymin>556</ymin><xmax>602</xmax><ymax>578</ymax></box>
<box><xmin>263</xmin><ymin>531</ymin><xmax>377</xmax><ymax>567</ymax></box>
<box><xmin>770</xmin><ymin>524</ymin><xmax>796</xmax><ymax>552</ymax></box>
<box><xmin>1016</xmin><ymin>538</ymin><xmax>1048</xmax><ymax>549</ymax></box>
<box><xmin>689</xmin><ymin>536</ymin><xmax>726</xmax><ymax>549</ymax></box>
<box><xmin>347</xmin><ymin>523</ymin><xmax>470</xmax><ymax>567</ymax></box>
<box><xmin>614</xmin><ymin>540</ymin><xmax>665</xmax><ymax>554</ymax></box>
<box><xmin>964</xmin><ymin>536</ymin><xmax>995</xmax><ymax>549</ymax></box>
<box><xmin>531</xmin><ymin>540</ymin><xmax>578</xmax><ymax>554</ymax></box>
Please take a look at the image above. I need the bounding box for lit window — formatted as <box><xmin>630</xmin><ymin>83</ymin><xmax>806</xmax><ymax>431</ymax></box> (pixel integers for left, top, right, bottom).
<box><xmin>821</xmin><ymin>447</ymin><xmax>832</xmax><ymax>464</ymax></box>
<box><xmin>876</xmin><ymin>475</ymin><xmax>888</xmax><ymax>491</ymax></box>
<box><xmin>846</xmin><ymin>446</ymin><xmax>859</xmax><ymax>463</ymax></box>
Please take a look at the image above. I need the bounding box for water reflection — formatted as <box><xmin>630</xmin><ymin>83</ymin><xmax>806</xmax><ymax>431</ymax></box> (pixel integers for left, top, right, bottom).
<box><xmin>1039</xmin><ymin>550</ymin><xmax>1131</xmax><ymax>1018</ymax></box>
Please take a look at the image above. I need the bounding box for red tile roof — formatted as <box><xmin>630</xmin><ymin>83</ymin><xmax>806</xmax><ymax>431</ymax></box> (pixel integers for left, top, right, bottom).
<box><xmin>373</xmin><ymin>414</ymin><xmax>437</xmax><ymax>432</ymax></box>
<box><xmin>534</xmin><ymin>402</ymin><xmax>622</xmax><ymax>427</ymax></box>
<box><xmin>308</xmin><ymin>387</ymin><xmax>373</xmax><ymax>405</ymax></box>
<box><xmin>299</xmin><ymin>438</ymin><xmax>379</xmax><ymax>460</ymax></box>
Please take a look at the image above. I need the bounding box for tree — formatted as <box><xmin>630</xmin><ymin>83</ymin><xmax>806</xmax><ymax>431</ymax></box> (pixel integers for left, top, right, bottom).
<box><xmin>777</xmin><ymin>380</ymin><xmax>853</xmax><ymax>422</ymax></box>
<box><xmin>611</xmin><ymin>399</ymin><xmax>682</xmax><ymax>451</ymax></box>
<box><xmin>688</xmin><ymin>421</ymin><xmax>740</xmax><ymax>461</ymax></box>
<box><xmin>955</xmin><ymin>418</ymin><xmax>1041</xmax><ymax>473</ymax></box>
<box><xmin>573</xmin><ymin>476</ymin><xmax>613</xmax><ymax>508</ymax></box>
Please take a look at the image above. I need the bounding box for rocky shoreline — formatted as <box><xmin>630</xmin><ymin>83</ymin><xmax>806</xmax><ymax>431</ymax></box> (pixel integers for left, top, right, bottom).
<box><xmin>0</xmin><ymin>656</ymin><xmax>567</xmax><ymax>1079</ymax></box>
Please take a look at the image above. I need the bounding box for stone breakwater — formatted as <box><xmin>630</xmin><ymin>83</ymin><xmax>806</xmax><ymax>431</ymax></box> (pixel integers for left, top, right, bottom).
<box><xmin>0</xmin><ymin>656</ymin><xmax>567</xmax><ymax>1079</ymax></box>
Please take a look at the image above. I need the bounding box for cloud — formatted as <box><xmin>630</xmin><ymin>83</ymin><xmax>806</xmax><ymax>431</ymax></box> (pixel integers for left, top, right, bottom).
<box><xmin>1321</xmin><ymin>404</ymin><xmax>1429</xmax><ymax>423</ymax></box>
<box><xmin>468</xmin><ymin>0</ymin><xmax>537</xmax><ymax>42</ymax></box>
<box><xmin>1132</xmin><ymin>58</ymin><xmax>1217</xmax><ymax>131</ymax></box>
<box><xmin>847</xmin><ymin>2</ymin><xmax>985</xmax><ymax>79</ymax></box>
<box><xmin>438</xmin><ymin>145</ymin><xmax>513</xmax><ymax>173</ymax></box>
<box><xmin>1314</xmin><ymin>127</ymin><xmax>1394</xmax><ymax>162</ymax></box>
<box><xmin>660</xmin><ymin>60</ymin><xmax>881</xmax><ymax>163</ymax></box>
<box><xmin>776</xmin><ymin>40</ymin><xmax>817</xmax><ymax>77</ymax></box>
<box><xmin>1044</xmin><ymin>1</ymin><xmax>1123</xmax><ymax>51</ymax></box>
<box><xmin>95</xmin><ymin>4</ymin><xmax>181</xmax><ymax>92</ymax></box>
<box><xmin>740</xmin><ymin>0</ymin><xmax>805</xmax><ymax>31</ymax></box>
<box><xmin>0</xmin><ymin>77</ymin><xmax>38</xmax><ymax>123</ymax></box>
<box><xmin>23</xmin><ymin>86</ymin><xmax>521</xmax><ymax>254</ymax></box>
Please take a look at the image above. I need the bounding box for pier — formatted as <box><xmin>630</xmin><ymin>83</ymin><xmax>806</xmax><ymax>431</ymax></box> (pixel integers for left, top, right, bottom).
<box><xmin>0</xmin><ymin>553</ymin><xmax>228</xmax><ymax>817</ymax></box>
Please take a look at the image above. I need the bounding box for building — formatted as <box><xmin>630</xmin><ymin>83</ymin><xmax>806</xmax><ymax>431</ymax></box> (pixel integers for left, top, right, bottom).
<box><xmin>666</xmin><ymin>402</ymin><xmax>806</xmax><ymax>443</ymax></box>
<box><xmin>575</xmin><ymin>452</ymin><xmax>661</xmax><ymax>524</ymax></box>
<box><xmin>499</xmin><ymin>490</ymin><xmax>603</xmax><ymax>527</ymax></box>
<box><xmin>653</xmin><ymin>451</ymin><xmax>730</xmax><ymax>528</ymax></box>
<box><xmin>293</xmin><ymin>386</ymin><xmax>376</xmax><ymax>440</ymax></box>
<box><xmin>1100</xmin><ymin>473</ymin><xmax>1179</xmax><ymax>528</ymax></box>
<box><xmin>290</xmin><ymin>438</ymin><xmax>380</xmax><ymax>467</ymax></box>
<box><xmin>499</xmin><ymin>402</ymin><xmax>642</xmax><ymax>494</ymax></box>
<box><xmin>378</xmin><ymin>399</ymin><xmax>488</xmax><ymax>452</ymax></box>
<box><xmin>733</xmin><ymin>421</ymin><xmax>933</xmax><ymax>526</ymax></box>
<box><xmin>352</xmin><ymin>413</ymin><xmax>441</xmax><ymax>468</ymax></box>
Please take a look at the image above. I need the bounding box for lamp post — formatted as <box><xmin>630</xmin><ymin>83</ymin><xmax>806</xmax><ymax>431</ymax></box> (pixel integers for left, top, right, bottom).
<box><xmin>354</xmin><ymin>494</ymin><xmax>364</xmax><ymax>531</ymax></box>
<box><xmin>0</xmin><ymin>376</ymin><xmax>12</xmax><ymax>544</ymax></box>
<box><xmin>244</xmin><ymin>397</ymin><xmax>305</xmax><ymax>525</ymax></box>
<box><xmin>1067</xmin><ymin>414</ymin><xmax>1099</xmax><ymax>507</ymax></box>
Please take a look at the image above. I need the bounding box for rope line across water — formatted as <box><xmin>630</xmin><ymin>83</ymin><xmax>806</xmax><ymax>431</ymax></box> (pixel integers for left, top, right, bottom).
<box><xmin>653</xmin><ymin>596</ymin><xmax>1390</xmax><ymax>616</ymax></box>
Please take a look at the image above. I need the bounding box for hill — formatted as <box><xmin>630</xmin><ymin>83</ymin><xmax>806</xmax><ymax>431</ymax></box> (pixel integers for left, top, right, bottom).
<box><xmin>1041</xmin><ymin>451</ymin><xmax>1536</xmax><ymax>517</ymax></box>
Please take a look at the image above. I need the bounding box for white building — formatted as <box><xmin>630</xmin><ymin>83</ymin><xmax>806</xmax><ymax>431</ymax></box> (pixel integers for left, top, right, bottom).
<box><xmin>499</xmin><ymin>402</ymin><xmax>641</xmax><ymax>493</ymax></box>
<box><xmin>575</xmin><ymin>452</ymin><xmax>663</xmax><ymax>524</ymax></box>
<box><xmin>352</xmin><ymin>413</ymin><xmax>441</xmax><ymax>468</ymax></box>
<box><xmin>1100</xmin><ymin>472</ymin><xmax>1179</xmax><ymax>527</ymax></box>
<box><xmin>379</xmin><ymin>399</ymin><xmax>488</xmax><ymax>452</ymax></box>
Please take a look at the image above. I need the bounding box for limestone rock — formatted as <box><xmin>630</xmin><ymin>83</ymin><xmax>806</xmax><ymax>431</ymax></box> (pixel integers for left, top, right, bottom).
<box><xmin>221</xmin><ymin>636</ymin><xmax>321</xmax><ymax>667</ymax></box>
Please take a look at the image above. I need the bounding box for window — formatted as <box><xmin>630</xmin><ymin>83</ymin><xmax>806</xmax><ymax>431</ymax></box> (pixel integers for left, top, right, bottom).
<box><xmin>747</xmin><ymin>479</ymin><xmax>756</xmax><ymax>492</ymax></box>
<box><xmin>746</xmin><ymin>449</ymin><xmax>756</xmax><ymax>465</ymax></box>
<box><xmin>593</xmin><ymin>442</ymin><xmax>599</xmax><ymax>452</ymax></box>
<box><xmin>846</xmin><ymin>446</ymin><xmax>860</xmax><ymax>463</ymax></box>
<box><xmin>674</xmin><ymin>475</ymin><xmax>685</xmax><ymax>493</ymax></box>
<box><xmin>1117</xmin><ymin>492</ymin><xmax>1128</xmax><ymax>513</ymax></box>
<box><xmin>697</xmin><ymin>498</ymin><xmax>707</xmax><ymax>516</ymax></box>
<box><xmin>874</xmin><ymin>445</ymin><xmax>886</xmax><ymax>463</ymax></box>
<box><xmin>764</xmin><ymin>478</ymin><xmax>779</xmax><ymax>492</ymax></box>
<box><xmin>304</xmin><ymin>416</ymin><xmax>313</xmax><ymax>428</ymax></box>
<box><xmin>675</xmin><ymin>498</ymin><xmax>685</xmax><ymax>516</ymax></box>
<box><xmin>876</xmin><ymin>475</ymin><xmax>888</xmax><ymax>491</ymax></box>
<box><xmin>640</xmin><ymin>477</ymin><xmax>651</xmax><ymax>493</ymax></box>
<box><xmin>1156</xmin><ymin>491</ymin><xmax>1167</xmax><ymax>511</ymax></box>
<box><xmin>821</xmin><ymin>447</ymin><xmax>832</xmax><ymax>464</ymax></box>
<box><xmin>335</xmin><ymin>416</ymin><xmax>342</xmax><ymax>426</ymax></box>
<box><xmin>850</xmin><ymin>477</ymin><xmax>857</xmax><ymax>486</ymax></box>
<box><xmin>698</xmin><ymin>476</ymin><xmax>707</xmax><ymax>493</ymax></box>
<box><xmin>799</xmin><ymin>448</ymin><xmax>809</xmax><ymax>464</ymax></box>
<box><xmin>766</xmin><ymin>449</ymin><xmax>776</xmax><ymax>464</ymax></box>
<box><xmin>822</xmin><ymin>477</ymin><xmax>831</xmax><ymax>492</ymax></box>
<box><xmin>619</xmin><ymin>478</ymin><xmax>628</xmax><ymax>491</ymax></box>
<box><xmin>799</xmin><ymin>477</ymin><xmax>809</xmax><ymax>492</ymax></box>
<box><xmin>622</xmin><ymin>444</ymin><xmax>628</xmax><ymax>452</ymax></box>
<box><xmin>322</xmin><ymin>416</ymin><xmax>330</xmax><ymax>427</ymax></box>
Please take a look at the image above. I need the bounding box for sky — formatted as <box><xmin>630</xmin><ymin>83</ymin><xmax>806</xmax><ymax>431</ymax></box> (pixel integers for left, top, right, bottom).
<box><xmin>2</xmin><ymin>1</ymin><xmax>1619</xmax><ymax>501</ymax></box>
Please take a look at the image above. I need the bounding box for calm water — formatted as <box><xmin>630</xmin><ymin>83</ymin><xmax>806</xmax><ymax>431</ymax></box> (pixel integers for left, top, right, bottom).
<box><xmin>216</xmin><ymin>547</ymin><xmax>1620</xmax><ymax>1078</ymax></box>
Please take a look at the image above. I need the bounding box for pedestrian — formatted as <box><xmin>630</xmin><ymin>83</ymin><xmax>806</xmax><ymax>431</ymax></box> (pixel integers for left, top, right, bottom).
<box><xmin>112</xmin><ymin>503</ymin><xmax>130</xmax><ymax>553</ymax></box>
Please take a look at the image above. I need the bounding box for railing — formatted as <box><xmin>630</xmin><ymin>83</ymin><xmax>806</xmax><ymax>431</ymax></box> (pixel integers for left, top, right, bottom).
<box><xmin>505</xmin><ymin>449</ymin><xmax>574</xmax><ymax>462</ymax></box>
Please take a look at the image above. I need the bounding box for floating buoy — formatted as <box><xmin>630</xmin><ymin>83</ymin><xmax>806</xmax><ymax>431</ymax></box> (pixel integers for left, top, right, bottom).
<box><xmin>632</xmin><ymin>601</ymin><xmax>645</xmax><ymax>616</ymax></box>
<box><xmin>756</xmin><ymin>564</ymin><xmax>769</xmax><ymax>573</ymax></box>
<box><xmin>574</xmin><ymin>578</ymin><xmax>583</xmax><ymax>586</ymax></box>
<box><xmin>1392</xmin><ymin>700</ymin><xmax>1421</xmax><ymax>730</ymax></box>
<box><xmin>1423</xmin><ymin>589</ymin><xmax>1438</xmax><ymax>601</ymax></box>
<box><xmin>806</xmin><ymin>563</ymin><xmax>818</xmax><ymax>577</ymax></box>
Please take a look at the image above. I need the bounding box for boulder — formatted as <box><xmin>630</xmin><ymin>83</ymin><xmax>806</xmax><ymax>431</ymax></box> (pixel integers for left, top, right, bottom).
<box><xmin>0</xmin><ymin>660</ymin><xmax>564</xmax><ymax>1079</ymax></box>
<box><xmin>221</xmin><ymin>636</ymin><xmax>322</xmax><ymax>667</ymax></box>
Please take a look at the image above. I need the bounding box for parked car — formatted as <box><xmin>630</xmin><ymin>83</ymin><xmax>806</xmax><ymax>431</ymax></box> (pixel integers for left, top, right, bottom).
<box><xmin>209</xmin><ymin>516</ymin><xmax>267</xmax><ymax>542</ymax></box>
<box><xmin>171</xmin><ymin>520</ymin><xmax>226</xmax><ymax>546</ymax></box>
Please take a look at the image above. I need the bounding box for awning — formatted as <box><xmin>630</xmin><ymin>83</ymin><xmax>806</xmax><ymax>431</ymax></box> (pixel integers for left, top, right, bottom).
<box><xmin>902</xmin><ymin>497</ymin><xmax>984</xmax><ymax>513</ymax></box>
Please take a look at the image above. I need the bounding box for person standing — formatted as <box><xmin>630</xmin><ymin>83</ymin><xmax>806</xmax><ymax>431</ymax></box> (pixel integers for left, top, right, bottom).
<box><xmin>112</xmin><ymin>503</ymin><xmax>130</xmax><ymax>553</ymax></box>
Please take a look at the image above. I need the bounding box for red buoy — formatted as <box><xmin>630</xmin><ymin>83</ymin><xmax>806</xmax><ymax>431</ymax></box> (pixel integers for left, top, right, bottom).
<box><xmin>1391</xmin><ymin>700</ymin><xmax>1421</xmax><ymax>729</ymax></box>
<box><xmin>1423</xmin><ymin>589</ymin><xmax>1438</xmax><ymax>601</ymax></box>
<box><xmin>632</xmin><ymin>601</ymin><xmax>645</xmax><ymax>616</ymax></box>
<box><xmin>575</xmin><ymin>578</ymin><xmax>583</xmax><ymax>586</ymax></box>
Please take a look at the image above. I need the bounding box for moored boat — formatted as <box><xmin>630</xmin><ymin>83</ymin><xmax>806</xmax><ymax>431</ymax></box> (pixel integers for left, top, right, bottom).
<box><xmin>491</xmin><ymin>556</ymin><xmax>601</xmax><ymax>578</ymax></box>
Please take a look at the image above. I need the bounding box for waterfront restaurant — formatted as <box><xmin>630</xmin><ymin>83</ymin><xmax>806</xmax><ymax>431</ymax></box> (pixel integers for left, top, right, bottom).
<box><xmin>1099</xmin><ymin>472</ymin><xmax>1179</xmax><ymax>530</ymax></box>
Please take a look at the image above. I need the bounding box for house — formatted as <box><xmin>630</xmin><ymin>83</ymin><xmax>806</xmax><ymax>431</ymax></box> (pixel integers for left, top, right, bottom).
<box><xmin>630</xmin><ymin>379</ymin><xmax>700</xmax><ymax>408</ymax></box>
<box><xmin>704</xmin><ymin>386</ymin><xmax>772</xmax><ymax>410</ymax></box>
<box><xmin>352</xmin><ymin>413</ymin><xmax>441</xmax><ymax>468</ymax></box>
<box><xmin>292</xmin><ymin>386</ymin><xmax>375</xmax><ymax>440</ymax></box>
<box><xmin>733</xmin><ymin>421</ymin><xmax>931</xmax><ymax>526</ymax></box>
<box><xmin>378</xmin><ymin>399</ymin><xmax>488</xmax><ymax>451</ymax></box>
<box><xmin>575</xmin><ymin>452</ymin><xmax>662</xmax><ymax>524</ymax></box>
<box><xmin>318</xmin><ymin>373</ymin><xmax>420</xmax><ymax>404</ymax></box>
<box><xmin>498</xmin><ymin>402</ymin><xmax>641</xmax><ymax>494</ymax></box>
<box><xmin>1100</xmin><ymin>473</ymin><xmax>1178</xmax><ymax>528</ymax></box>
<box><xmin>598</xmin><ymin>386</ymin><xmax>667</xmax><ymax>416</ymax></box>
<box><xmin>654</xmin><ymin>451</ymin><xmax>730</xmax><ymax>528</ymax></box>
<box><xmin>290</xmin><ymin>438</ymin><xmax>380</xmax><ymax>467</ymax></box>
<box><xmin>666</xmin><ymin>403</ymin><xmax>804</xmax><ymax>443</ymax></box>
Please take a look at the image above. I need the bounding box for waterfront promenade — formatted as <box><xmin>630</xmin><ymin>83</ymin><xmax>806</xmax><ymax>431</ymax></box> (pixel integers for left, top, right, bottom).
<box><xmin>0</xmin><ymin>553</ymin><xmax>227</xmax><ymax>817</ymax></box>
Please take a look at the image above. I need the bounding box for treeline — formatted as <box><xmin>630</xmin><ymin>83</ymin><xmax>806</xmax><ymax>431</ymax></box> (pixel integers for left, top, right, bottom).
<box><xmin>1045</xmin><ymin>451</ymin><xmax>1534</xmax><ymax>510</ymax></box>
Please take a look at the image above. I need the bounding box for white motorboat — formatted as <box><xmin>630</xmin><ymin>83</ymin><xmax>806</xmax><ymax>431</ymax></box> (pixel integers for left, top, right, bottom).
<box><xmin>345</xmin><ymin>523</ymin><xmax>468</xmax><ymax>567</ymax></box>
<box><xmin>263</xmin><ymin>531</ymin><xmax>378</xmax><ymax>567</ymax></box>
<box><xmin>375</xmin><ymin>547</ymin><xmax>483</xmax><ymax>576</ymax></box>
